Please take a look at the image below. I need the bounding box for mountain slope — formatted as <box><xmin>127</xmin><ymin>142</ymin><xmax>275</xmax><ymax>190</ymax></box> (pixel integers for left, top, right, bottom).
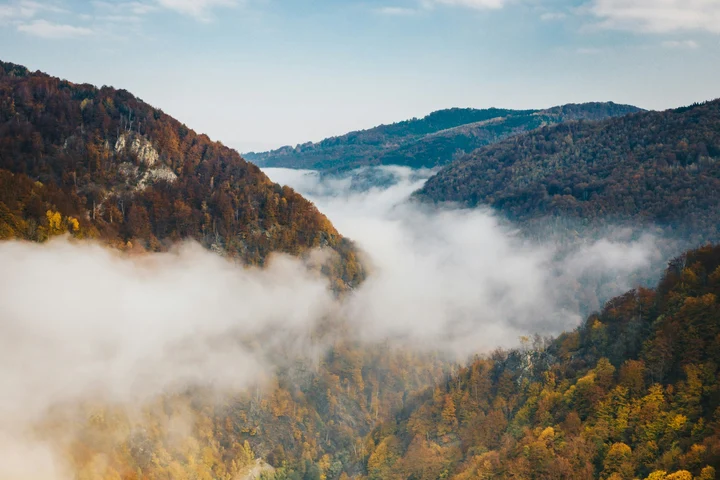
<box><xmin>0</xmin><ymin>60</ymin><xmax>362</xmax><ymax>285</ymax></box>
<box><xmin>245</xmin><ymin>103</ymin><xmax>642</xmax><ymax>171</ymax></box>
<box><xmin>416</xmin><ymin>100</ymin><xmax>720</xmax><ymax>243</ymax></box>
<box><xmin>363</xmin><ymin>244</ymin><xmax>720</xmax><ymax>479</ymax></box>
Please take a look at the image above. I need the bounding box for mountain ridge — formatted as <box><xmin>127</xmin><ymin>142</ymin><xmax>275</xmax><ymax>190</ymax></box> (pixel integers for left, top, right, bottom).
<box><xmin>0</xmin><ymin>60</ymin><xmax>363</xmax><ymax>286</ymax></box>
<box><xmin>415</xmin><ymin>98</ymin><xmax>720</xmax><ymax>244</ymax></box>
<box><xmin>246</xmin><ymin>102</ymin><xmax>643</xmax><ymax>171</ymax></box>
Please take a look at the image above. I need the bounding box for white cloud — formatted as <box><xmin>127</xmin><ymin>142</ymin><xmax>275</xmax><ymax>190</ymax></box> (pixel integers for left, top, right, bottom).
<box><xmin>156</xmin><ymin>0</ymin><xmax>238</xmax><ymax>20</ymax></box>
<box><xmin>662</xmin><ymin>39</ymin><xmax>700</xmax><ymax>49</ymax></box>
<box><xmin>375</xmin><ymin>6</ymin><xmax>419</xmax><ymax>16</ymax></box>
<box><xmin>427</xmin><ymin>0</ymin><xmax>507</xmax><ymax>10</ymax></box>
<box><xmin>540</xmin><ymin>11</ymin><xmax>567</xmax><ymax>21</ymax></box>
<box><xmin>91</xmin><ymin>0</ymin><xmax>235</xmax><ymax>21</ymax></box>
<box><xmin>92</xmin><ymin>1</ymin><xmax>158</xmax><ymax>15</ymax></box>
<box><xmin>17</xmin><ymin>19</ymin><xmax>93</xmax><ymax>38</ymax></box>
<box><xmin>589</xmin><ymin>0</ymin><xmax>720</xmax><ymax>34</ymax></box>
<box><xmin>0</xmin><ymin>0</ymin><xmax>64</xmax><ymax>22</ymax></box>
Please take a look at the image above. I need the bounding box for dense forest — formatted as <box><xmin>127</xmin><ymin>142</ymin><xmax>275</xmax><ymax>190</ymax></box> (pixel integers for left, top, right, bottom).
<box><xmin>416</xmin><ymin>100</ymin><xmax>720</xmax><ymax>244</ymax></box>
<box><xmin>246</xmin><ymin>103</ymin><xmax>641</xmax><ymax>171</ymax></box>
<box><xmin>0</xmin><ymin>60</ymin><xmax>362</xmax><ymax>287</ymax></box>
<box><xmin>361</xmin><ymin>244</ymin><xmax>720</xmax><ymax>480</ymax></box>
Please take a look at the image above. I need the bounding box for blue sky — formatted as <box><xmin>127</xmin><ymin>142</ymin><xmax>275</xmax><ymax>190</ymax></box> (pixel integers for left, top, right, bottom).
<box><xmin>1</xmin><ymin>0</ymin><xmax>719</xmax><ymax>152</ymax></box>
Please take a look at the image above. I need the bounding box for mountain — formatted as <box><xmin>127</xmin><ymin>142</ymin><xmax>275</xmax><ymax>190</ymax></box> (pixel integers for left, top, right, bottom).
<box><xmin>363</xmin><ymin>244</ymin><xmax>720</xmax><ymax>480</ymax></box>
<box><xmin>416</xmin><ymin>100</ymin><xmax>720</xmax><ymax>244</ymax></box>
<box><xmin>0</xmin><ymin>60</ymin><xmax>362</xmax><ymax>286</ymax></box>
<box><xmin>245</xmin><ymin>103</ymin><xmax>642</xmax><ymax>171</ymax></box>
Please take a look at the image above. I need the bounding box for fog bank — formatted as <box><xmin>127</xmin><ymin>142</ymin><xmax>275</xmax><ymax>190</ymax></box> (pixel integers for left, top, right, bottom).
<box><xmin>0</xmin><ymin>165</ymin><xmax>674</xmax><ymax>477</ymax></box>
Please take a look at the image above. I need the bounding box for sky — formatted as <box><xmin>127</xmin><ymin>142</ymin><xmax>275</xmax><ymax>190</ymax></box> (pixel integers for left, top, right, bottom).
<box><xmin>1</xmin><ymin>0</ymin><xmax>719</xmax><ymax>152</ymax></box>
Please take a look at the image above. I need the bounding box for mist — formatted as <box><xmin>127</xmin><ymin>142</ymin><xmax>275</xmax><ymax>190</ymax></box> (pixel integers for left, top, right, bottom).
<box><xmin>266</xmin><ymin>166</ymin><xmax>668</xmax><ymax>353</ymax></box>
<box><xmin>0</xmin><ymin>240</ymin><xmax>337</xmax><ymax>478</ymax></box>
<box><xmin>0</xmin><ymin>165</ymin><xmax>673</xmax><ymax>477</ymax></box>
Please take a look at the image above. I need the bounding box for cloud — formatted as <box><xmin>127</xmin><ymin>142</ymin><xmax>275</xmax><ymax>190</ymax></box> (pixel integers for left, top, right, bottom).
<box><xmin>156</xmin><ymin>0</ymin><xmax>238</xmax><ymax>20</ymax></box>
<box><xmin>540</xmin><ymin>11</ymin><xmax>567</xmax><ymax>21</ymax></box>
<box><xmin>0</xmin><ymin>0</ymin><xmax>64</xmax><ymax>22</ymax></box>
<box><xmin>17</xmin><ymin>19</ymin><xmax>93</xmax><ymax>38</ymax></box>
<box><xmin>0</xmin><ymin>1</ymin><xmax>37</xmax><ymax>21</ymax></box>
<box><xmin>375</xmin><ymin>0</ymin><xmax>508</xmax><ymax>16</ymax></box>
<box><xmin>588</xmin><ymin>0</ymin><xmax>720</xmax><ymax>34</ymax></box>
<box><xmin>91</xmin><ymin>0</ymin><xmax>234</xmax><ymax>22</ymax></box>
<box><xmin>265</xmin><ymin>166</ymin><xmax>670</xmax><ymax>355</ymax></box>
<box><xmin>92</xmin><ymin>1</ymin><xmax>159</xmax><ymax>16</ymax></box>
<box><xmin>662</xmin><ymin>39</ymin><xmax>700</xmax><ymax>49</ymax></box>
<box><xmin>426</xmin><ymin>0</ymin><xmax>507</xmax><ymax>10</ymax></box>
<box><xmin>375</xmin><ymin>6</ymin><xmax>419</xmax><ymax>16</ymax></box>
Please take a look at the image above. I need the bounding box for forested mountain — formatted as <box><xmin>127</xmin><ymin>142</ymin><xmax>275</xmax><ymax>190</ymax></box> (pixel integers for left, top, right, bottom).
<box><xmin>0</xmin><ymin>60</ymin><xmax>362</xmax><ymax>285</ymax></box>
<box><xmin>246</xmin><ymin>103</ymin><xmax>641</xmax><ymax>171</ymax></box>
<box><xmin>363</xmin><ymin>245</ymin><xmax>720</xmax><ymax>480</ymax></box>
<box><xmin>416</xmin><ymin>100</ymin><xmax>720</xmax><ymax>244</ymax></box>
<box><xmin>4</xmin><ymin>58</ymin><xmax>719</xmax><ymax>480</ymax></box>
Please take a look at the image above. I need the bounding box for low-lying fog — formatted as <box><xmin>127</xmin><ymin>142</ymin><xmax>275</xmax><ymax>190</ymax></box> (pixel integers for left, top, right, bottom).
<box><xmin>0</xmin><ymin>165</ymin><xmax>678</xmax><ymax>478</ymax></box>
<box><xmin>264</xmin><ymin>165</ymin><xmax>673</xmax><ymax>351</ymax></box>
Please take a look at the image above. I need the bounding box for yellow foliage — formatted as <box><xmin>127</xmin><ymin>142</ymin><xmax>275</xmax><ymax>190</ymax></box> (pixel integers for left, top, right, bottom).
<box><xmin>539</xmin><ymin>426</ymin><xmax>555</xmax><ymax>441</ymax></box>
<box><xmin>46</xmin><ymin>209</ymin><xmax>65</xmax><ymax>236</ymax></box>
<box><xmin>669</xmin><ymin>414</ymin><xmax>687</xmax><ymax>431</ymax></box>
<box><xmin>665</xmin><ymin>471</ymin><xmax>692</xmax><ymax>480</ymax></box>
<box><xmin>697</xmin><ymin>466</ymin><xmax>716</xmax><ymax>480</ymax></box>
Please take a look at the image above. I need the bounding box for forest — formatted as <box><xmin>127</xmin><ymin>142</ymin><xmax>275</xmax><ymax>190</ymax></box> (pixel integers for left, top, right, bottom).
<box><xmin>246</xmin><ymin>103</ymin><xmax>641</xmax><ymax>171</ymax></box>
<box><xmin>361</xmin><ymin>244</ymin><xmax>720</xmax><ymax>480</ymax></box>
<box><xmin>416</xmin><ymin>100</ymin><xmax>720</xmax><ymax>245</ymax></box>
<box><xmin>0</xmin><ymin>60</ymin><xmax>363</xmax><ymax>288</ymax></box>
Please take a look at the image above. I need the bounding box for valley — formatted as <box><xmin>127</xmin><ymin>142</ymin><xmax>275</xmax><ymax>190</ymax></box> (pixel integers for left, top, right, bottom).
<box><xmin>0</xmin><ymin>57</ymin><xmax>718</xmax><ymax>480</ymax></box>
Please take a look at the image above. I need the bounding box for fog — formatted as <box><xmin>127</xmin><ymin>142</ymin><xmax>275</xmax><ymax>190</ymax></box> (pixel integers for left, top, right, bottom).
<box><xmin>0</xmin><ymin>240</ymin><xmax>336</xmax><ymax>478</ymax></box>
<box><xmin>265</xmin><ymin>166</ymin><xmax>666</xmax><ymax>352</ymax></box>
<box><xmin>0</xmin><ymin>165</ymin><xmax>672</xmax><ymax>477</ymax></box>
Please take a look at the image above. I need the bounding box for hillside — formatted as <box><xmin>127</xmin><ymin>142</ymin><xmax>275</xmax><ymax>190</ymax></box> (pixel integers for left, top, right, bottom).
<box><xmin>362</xmin><ymin>244</ymin><xmax>720</xmax><ymax>479</ymax></box>
<box><xmin>0</xmin><ymin>61</ymin><xmax>362</xmax><ymax>285</ymax></box>
<box><xmin>417</xmin><ymin>100</ymin><xmax>720</xmax><ymax>244</ymax></box>
<box><xmin>245</xmin><ymin>103</ymin><xmax>641</xmax><ymax>171</ymax></box>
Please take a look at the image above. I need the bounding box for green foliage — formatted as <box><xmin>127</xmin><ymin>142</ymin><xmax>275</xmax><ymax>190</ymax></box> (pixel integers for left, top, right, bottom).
<box><xmin>418</xmin><ymin>100</ymin><xmax>720</xmax><ymax>244</ymax></box>
<box><xmin>247</xmin><ymin>103</ymin><xmax>641</xmax><ymax>170</ymax></box>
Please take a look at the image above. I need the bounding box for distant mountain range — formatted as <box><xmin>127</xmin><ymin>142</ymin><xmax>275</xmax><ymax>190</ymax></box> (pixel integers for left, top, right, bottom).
<box><xmin>0</xmin><ymin>60</ymin><xmax>362</xmax><ymax>286</ymax></box>
<box><xmin>416</xmin><ymin>99</ymin><xmax>720</xmax><ymax>244</ymax></box>
<box><xmin>245</xmin><ymin>103</ymin><xmax>642</xmax><ymax>171</ymax></box>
